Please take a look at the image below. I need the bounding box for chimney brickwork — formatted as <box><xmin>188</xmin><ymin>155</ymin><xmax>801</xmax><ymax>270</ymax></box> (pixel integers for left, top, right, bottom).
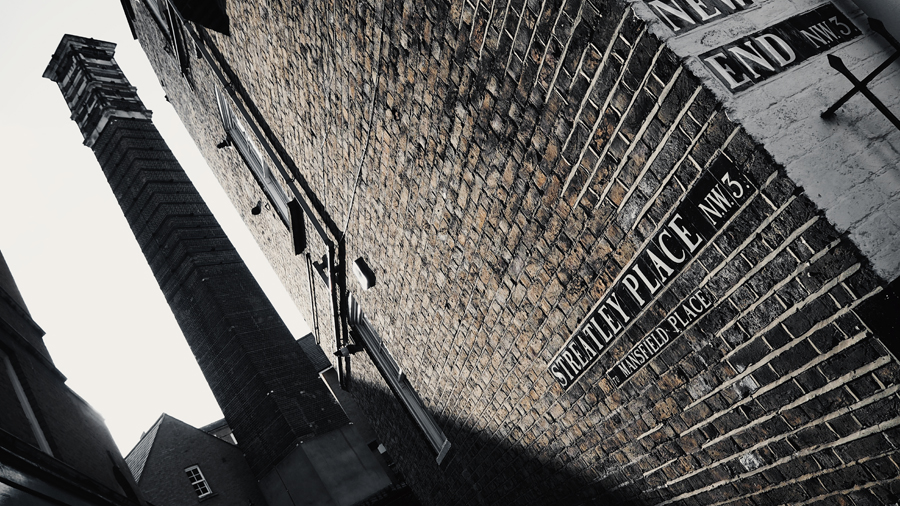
<box><xmin>44</xmin><ymin>35</ymin><xmax>348</xmax><ymax>478</ymax></box>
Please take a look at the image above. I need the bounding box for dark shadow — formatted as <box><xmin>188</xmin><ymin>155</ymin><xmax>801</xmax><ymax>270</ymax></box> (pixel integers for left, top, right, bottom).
<box><xmin>172</xmin><ymin>0</ymin><xmax>230</xmax><ymax>35</ymax></box>
<box><xmin>347</xmin><ymin>378</ymin><xmax>636</xmax><ymax>506</ymax></box>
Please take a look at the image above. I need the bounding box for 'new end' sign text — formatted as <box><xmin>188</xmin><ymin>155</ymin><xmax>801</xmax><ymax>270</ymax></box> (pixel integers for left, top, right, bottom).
<box><xmin>701</xmin><ymin>4</ymin><xmax>861</xmax><ymax>92</ymax></box>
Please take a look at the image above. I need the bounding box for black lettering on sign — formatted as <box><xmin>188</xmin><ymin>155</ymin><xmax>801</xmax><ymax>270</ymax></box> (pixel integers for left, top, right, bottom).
<box><xmin>701</xmin><ymin>4</ymin><xmax>861</xmax><ymax>92</ymax></box>
<box><xmin>548</xmin><ymin>156</ymin><xmax>755</xmax><ymax>388</ymax></box>
<box><xmin>645</xmin><ymin>0</ymin><xmax>755</xmax><ymax>35</ymax></box>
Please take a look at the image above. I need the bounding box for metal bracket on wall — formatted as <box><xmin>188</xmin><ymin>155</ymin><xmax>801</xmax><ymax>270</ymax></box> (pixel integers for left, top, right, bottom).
<box><xmin>822</xmin><ymin>18</ymin><xmax>900</xmax><ymax>130</ymax></box>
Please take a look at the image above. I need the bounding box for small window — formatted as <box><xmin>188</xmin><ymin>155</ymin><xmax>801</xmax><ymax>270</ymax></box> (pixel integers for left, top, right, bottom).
<box><xmin>215</xmin><ymin>87</ymin><xmax>290</xmax><ymax>224</ymax></box>
<box><xmin>185</xmin><ymin>465</ymin><xmax>212</xmax><ymax>498</ymax></box>
<box><xmin>347</xmin><ymin>294</ymin><xmax>452</xmax><ymax>464</ymax></box>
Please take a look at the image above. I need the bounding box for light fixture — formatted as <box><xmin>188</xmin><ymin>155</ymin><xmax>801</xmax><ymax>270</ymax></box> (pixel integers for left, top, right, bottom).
<box><xmin>353</xmin><ymin>257</ymin><xmax>375</xmax><ymax>290</ymax></box>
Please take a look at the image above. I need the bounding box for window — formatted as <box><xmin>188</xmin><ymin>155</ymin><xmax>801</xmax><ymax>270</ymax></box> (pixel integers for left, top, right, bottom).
<box><xmin>0</xmin><ymin>348</ymin><xmax>52</xmax><ymax>455</ymax></box>
<box><xmin>215</xmin><ymin>87</ymin><xmax>290</xmax><ymax>224</ymax></box>
<box><xmin>143</xmin><ymin>0</ymin><xmax>192</xmax><ymax>78</ymax></box>
<box><xmin>185</xmin><ymin>465</ymin><xmax>212</xmax><ymax>498</ymax></box>
<box><xmin>347</xmin><ymin>294</ymin><xmax>451</xmax><ymax>464</ymax></box>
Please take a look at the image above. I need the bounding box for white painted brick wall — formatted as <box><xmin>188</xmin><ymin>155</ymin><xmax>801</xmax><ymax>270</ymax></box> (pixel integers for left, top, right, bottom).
<box><xmin>629</xmin><ymin>0</ymin><xmax>900</xmax><ymax>281</ymax></box>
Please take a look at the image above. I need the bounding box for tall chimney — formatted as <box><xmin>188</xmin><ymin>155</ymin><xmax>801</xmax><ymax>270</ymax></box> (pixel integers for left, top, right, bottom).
<box><xmin>44</xmin><ymin>35</ymin><xmax>348</xmax><ymax>478</ymax></box>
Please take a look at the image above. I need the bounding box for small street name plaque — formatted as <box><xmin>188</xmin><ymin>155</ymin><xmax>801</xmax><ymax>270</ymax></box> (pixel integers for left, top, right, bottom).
<box><xmin>700</xmin><ymin>4</ymin><xmax>861</xmax><ymax>92</ymax></box>
<box><xmin>549</xmin><ymin>156</ymin><xmax>756</xmax><ymax>389</ymax></box>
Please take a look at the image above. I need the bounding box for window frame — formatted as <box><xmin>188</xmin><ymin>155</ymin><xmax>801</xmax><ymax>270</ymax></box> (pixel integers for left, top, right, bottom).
<box><xmin>0</xmin><ymin>347</ymin><xmax>52</xmax><ymax>455</ymax></box>
<box><xmin>215</xmin><ymin>86</ymin><xmax>291</xmax><ymax>225</ymax></box>
<box><xmin>184</xmin><ymin>464</ymin><xmax>213</xmax><ymax>498</ymax></box>
<box><xmin>347</xmin><ymin>294</ymin><xmax>451</xmax><ymax>464</ymax></box>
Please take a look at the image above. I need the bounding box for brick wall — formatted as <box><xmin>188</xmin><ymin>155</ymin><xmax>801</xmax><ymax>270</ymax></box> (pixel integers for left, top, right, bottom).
<box><xmin>126</xmin><ymin>0</ymin><xmax>900</xmax><ymax>504</ymax></box>
<box><xmin>628</xmin><ymin>0</ymin><xmax>900</xmax><ymax>282</ymax></box>
<box><xmin>135</xmin><ymin>415</ymin><xmax>267</xmax><ymax>506</ymax></box>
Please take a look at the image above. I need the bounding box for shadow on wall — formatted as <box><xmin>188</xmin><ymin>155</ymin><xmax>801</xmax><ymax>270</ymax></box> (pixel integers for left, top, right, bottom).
<box><xmin>171</xmin><ymin>0</ymin><xmax>229</xmax><ymax>35</ymax></box>
<box><xmin>350</xmin><ymin>378</ymin><xmax>634</xmax><ymax>506</ymax></box>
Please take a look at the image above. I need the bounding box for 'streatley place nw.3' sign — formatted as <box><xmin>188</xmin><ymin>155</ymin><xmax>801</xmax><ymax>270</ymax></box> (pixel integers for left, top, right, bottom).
<box><xmin>549</xmin><ymin>156</ymin><xmax>756</xmax><ymax>389</ymax></box>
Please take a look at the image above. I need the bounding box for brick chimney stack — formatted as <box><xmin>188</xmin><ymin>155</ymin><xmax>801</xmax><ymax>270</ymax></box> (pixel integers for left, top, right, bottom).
<box><xmin>44</xmin><ymin>35</ymin><xmax>348</xmax><ymax>478</ymax></box>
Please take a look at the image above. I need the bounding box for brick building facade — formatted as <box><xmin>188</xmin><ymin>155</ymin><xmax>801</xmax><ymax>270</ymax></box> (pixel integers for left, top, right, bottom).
<box><xmin>125</xmin><ymin>414</ymin><xmax>268</xmax><ymax>506</ymax></box>
<box><xmin>0</xmin><ymin>249</ymin><xmax>145</xmax><ymax>506</ymax></box>
<box><xmin>116</xmin><ymin>0</ymin><xmax>900</xmax><ymax>504</ymax></box>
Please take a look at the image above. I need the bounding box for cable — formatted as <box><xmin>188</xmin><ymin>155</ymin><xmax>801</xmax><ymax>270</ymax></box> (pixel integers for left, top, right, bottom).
<box><xmin>340</xmin><ymin>2</ymin><xmax>387</xmax><ymax>243</ymax></box>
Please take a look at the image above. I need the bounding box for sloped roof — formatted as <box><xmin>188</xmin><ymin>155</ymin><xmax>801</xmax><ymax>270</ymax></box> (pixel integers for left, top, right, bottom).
<box><xmin>124</xmin><ymin>414</ymin><xmax>165</xmax><ymax>483</ymax></box>
<box><xmin>297</xmin><ymin>333</ymin><xmax>332</xmax><ymax>373</ymax></box>
<box><xmin>0</xmin><ymin>249</ymin><xmax>29</xmax><ymax>315</ymax></box>
<box><xmin>198</xmin><ymin>418</ymin><xmax>228</xmax><ymax>433</ymax></box>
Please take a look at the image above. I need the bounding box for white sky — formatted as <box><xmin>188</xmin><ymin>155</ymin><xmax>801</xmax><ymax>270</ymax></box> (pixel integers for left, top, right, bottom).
<box><xmin>0</xmin><ymin>1</ymin><xmax>309</xmax><ymax>454</ymax></box>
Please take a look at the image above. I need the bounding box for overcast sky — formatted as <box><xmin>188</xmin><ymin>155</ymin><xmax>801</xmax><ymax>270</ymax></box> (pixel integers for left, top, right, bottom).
<box><xmin>0</xmin><ymin>1</ymin><xmax>309</xmax><ymax>453</ymax></box>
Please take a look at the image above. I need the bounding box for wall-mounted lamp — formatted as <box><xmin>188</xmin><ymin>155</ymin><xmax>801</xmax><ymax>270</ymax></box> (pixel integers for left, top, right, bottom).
<box><xmin>334</xmin><ymin>344</ymin><xmax>364</xmax><ymax>357</ymax></box>
<box><xmin>353</xmin><ymin>258</ymin><xmax>376</xmax><ymax>290</ymax></box>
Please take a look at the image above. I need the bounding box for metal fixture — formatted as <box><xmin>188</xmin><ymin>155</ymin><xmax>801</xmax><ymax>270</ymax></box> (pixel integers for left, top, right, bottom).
<box><xmin>822</xmin><ymin>18</ymin><xmax>900</xmax><ymax>130</ymax></box>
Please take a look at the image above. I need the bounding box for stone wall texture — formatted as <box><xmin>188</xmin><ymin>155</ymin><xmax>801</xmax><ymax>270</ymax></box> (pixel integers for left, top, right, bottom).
<box><xmin>127</xmin><ymin>0</ymin><xmax>900</xmax><ymax>504</ymax></box>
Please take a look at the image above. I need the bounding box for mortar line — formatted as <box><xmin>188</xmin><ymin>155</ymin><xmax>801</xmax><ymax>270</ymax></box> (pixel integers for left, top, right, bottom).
<box><xmin>477</xmin><ymin>0</ymin><xmax>498</xmax><ymax>58</ymax></box>
<box><xmin>493</xmin><ymin>0</ymin><xmax>513</xmax><ymax>57</ymax></box>
<box><xmin>458</xmin><ymin>0</ymin><xmax>475</xmax><ymax>33</ymax></box>
<box><xmin>792</xmin><ymin>472</ymin><xmax>899</xmax><ymax>506</ymax></box>
<box><xmin>595</xmin><ymin>82</ymin><xmax>701</xmax><ymax>208</ymax></box>
<box><xmin>504</xmin><ymin>0</ymin><xmax>530</xmax><ymax>71</ymax></box>
<box><xmin>529</xmin><ymin>0</ymin><xmax>569</xmax><ymax>99</ymax></box>
<box><xmin>711</xmin><ymin>219</ymin><xmax>824</xmax><ymax>339</ymax></box>
<box><xmin>662</xmin><ymin>375</ymin><xmax>900</xmax><ymax>495</ymax></box>
<box><xmin>655</xmin><ymin>405</ymin><xmax>900</xmax><ymax>505</ymax></box>
<box><xmin>691</xmin><ymin>330</ymin><xmax>875</xmax><ymax>445</ymax></box>
<box><xmin>561</xmin><ymin>10</ymin><xmax>634</xmax><ymax>158</ymax></box>
<box><xmin>469</xmin><ymin>1</ymin><xmax>484</xmax><ymax>41</ymax></box>
<box><xmin>629</xmin><ymin>105</ymin><xmax>724</xmax><ymax>234</ymax></box>
<box><xmin>709</xmin><ymin>353</ymin><xmax>893</xmax><ymax>450</ymax></box>
<box><xmin>613</xmin><ymin>67</ymin><xmax>695</xmax><ymax>214</ymax></box>
<box><xmin>553</xmin><ymin>16</ymin><xmax>633</xmax><ymax>201</ymax></box>
<box><xmin>558</xmin><ymin>25</ymin><xmax>647</xmax><ymax>200</ymax></box>
<box><xmin>516</xmin><ymin>0</ymin><xmax>548</xmax><ymax>78</ymax></box>
<box><xmin>683</xmin><ymin>273</ymin><xmax>877</xmax><ymax>414</ymax></box>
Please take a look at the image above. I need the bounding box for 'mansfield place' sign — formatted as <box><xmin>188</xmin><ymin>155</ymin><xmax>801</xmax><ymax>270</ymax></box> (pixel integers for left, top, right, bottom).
<box><xmin>549</xmin><ymin>156</ymin><xmax>756</xmax><ymax>388</ymax></box>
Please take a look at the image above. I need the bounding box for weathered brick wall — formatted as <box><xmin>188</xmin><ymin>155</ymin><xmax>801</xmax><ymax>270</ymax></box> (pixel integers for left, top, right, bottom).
<box><xmin>136</xmin><ymin>415</ymin><xmax>267</xmax><ymax>506</ymax></box>
<box><xmin>627</xmin><ymin>0</ymin><xmax>900</xmax><ymax>281</ymax></box>
<box><xmin>127</xmin><ymin>0</ymin><xmax>900</xmax><ymax>504</ymax></box>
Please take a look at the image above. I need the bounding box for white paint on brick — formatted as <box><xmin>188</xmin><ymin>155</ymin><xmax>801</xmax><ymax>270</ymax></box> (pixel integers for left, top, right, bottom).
<box><xmin>628</xmin><ymin>0</ymin><xmax>900</xmax><ymax>282</ymax></box>
<box><xmin>739</xmin><ymin>452</ymin><xmax>762</xmax><ymax>472</ymax></box>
